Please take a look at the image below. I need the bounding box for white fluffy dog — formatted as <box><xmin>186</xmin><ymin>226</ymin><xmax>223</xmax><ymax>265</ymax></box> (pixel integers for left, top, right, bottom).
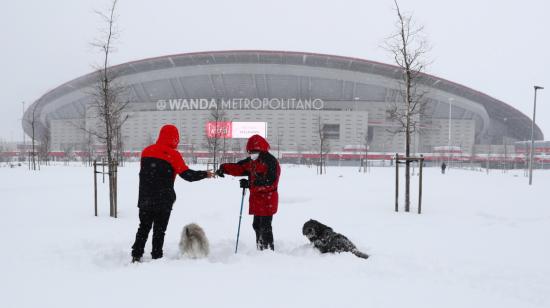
<box><xmin>179</xmin><ymin>223</ymin><xmax>209</xmax><ymax>259</ymax></box>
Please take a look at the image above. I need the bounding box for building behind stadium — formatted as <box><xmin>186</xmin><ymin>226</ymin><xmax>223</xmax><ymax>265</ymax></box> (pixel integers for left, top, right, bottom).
<box><xmin>22</xmin><ymin>50</ymin><xmax>546</xmax><ymax>161</ymax></box>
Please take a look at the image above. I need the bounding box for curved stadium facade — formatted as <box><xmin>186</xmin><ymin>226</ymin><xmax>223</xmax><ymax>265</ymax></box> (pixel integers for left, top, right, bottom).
<box><xmin>22</xmin><ymin>50</ymin><xmax>543</xmax><ymax>158</ymax></box>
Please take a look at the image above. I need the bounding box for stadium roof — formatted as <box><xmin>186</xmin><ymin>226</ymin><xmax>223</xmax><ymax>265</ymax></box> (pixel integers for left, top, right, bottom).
<box><xmin>23</xmin><ymin>50</ymin><xmax>543</xmax><ymax>142</ymax></box>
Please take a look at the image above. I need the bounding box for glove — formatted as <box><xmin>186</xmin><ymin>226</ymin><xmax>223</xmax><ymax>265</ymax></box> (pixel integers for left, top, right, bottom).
<box><xmin>215</xmin><ymin>169</ymin><xmax>225</xmax><ymax>178</ymax></box>
<box><xmin>239</xmin><ymin>179</ymin><xmax>249</xmax><ymax>189</ymax></box>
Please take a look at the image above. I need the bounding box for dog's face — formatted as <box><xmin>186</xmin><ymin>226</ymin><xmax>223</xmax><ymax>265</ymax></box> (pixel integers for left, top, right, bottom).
<box><xmin>302</xmin><ymin>221</ymin><xmax>317</xmax><ymax>240</ymax></box>
<box><xmin>302</xmin><ymin>219</ymin><xmax>330</xmax><ymax>241</ymax></box>
<box><xmin>184</xmin><ymin>223</ymin><xmax>205</xmax><ymax>240</ymax></box>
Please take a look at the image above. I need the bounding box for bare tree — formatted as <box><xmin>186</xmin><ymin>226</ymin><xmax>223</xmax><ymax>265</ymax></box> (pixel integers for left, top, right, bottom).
<box><xmin>503</xmin><ymin>137</ymin><xmax>509</xmax><ymax>172</ymax></box>
<box><xmin>205</xmin><ymin>101</ymin><xmax>227</xmax><ymax>170</ymax></box>
<box><xmin>384</xmin><ymin>0</ymin><xmax>430</xmax><ymax>212</ymax></box>
<box><xmin>221</xmin><ymin>125</ymin><xmax>228</xmax><ymax>164</ymax></box>
<box><xmin>38</xmin><ymin>122</ymin><xmax>51</xmax><ymax>166</ymax></box>
<box><xmin>145</xmin><ymin>133</ymin><xmax>155</xmax><ymax>147</ymax></box>
<box><xmin>115</xmin><ymin>122</ymin><xmax>126</xmax><ymax>166</ymax></box>
<box><xmin>189</xmin><ymin>141</ymin><xmax>197</xmax><ymax>164</ymax></box>
<box><xmin>83</xmin><ymin>131</ymin><xmax>95</xmax><ymax>166</ymax></box>
<box><xmin>62</xmin><ymin>144</ymin><xmax>73</xmax><ymax>166</ymax></box>
<box><xmin>316</xmin><ymin>114</ymin><xmax>330</xmax><ymax>175</ymax></box>
<box><xmin>0</xmin><ymin>139</ymin><xmax>7</xmax><ymax>164</ymax></box>
<box><xmin>275</xmin><ymin>127</ymin><xmax>283</xmax><ymax>160</ymax></box>
<box><xmin>361</xmin><ymin>129</ymin><xmax>369</xmax><ymax>173</ymax></box>
<box><xmin>23</xmin><ymin>103</ymin><xmax>40</xmax><ymax>170</ymax></box>
<box><xmin>296</xmin><ymin>144</ymin><xmax>306</xmax><ymax>166</ymax></box>
<box><xmin>86</xmin><ymin>0</ymin><xmax>129</xmax><ymax>217</ymax></box>
<box><xmin>230</xmin><ymin>139</ymin><xmax>243</xmax><ymax>163</ymax></box>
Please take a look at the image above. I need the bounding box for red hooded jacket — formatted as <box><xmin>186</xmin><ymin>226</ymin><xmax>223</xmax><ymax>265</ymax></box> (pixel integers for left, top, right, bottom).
<box><xmin>141</xmin><ymin>124</ymin><xmax>189</xmax><ymax>177</ymax></box>
<box><xmin>221</xmin><ymin>135</ymin><xmax>281</xmax><ymax>216</ymax></box>
<box><xmin>138</xmin><ymin>125</ymin><xmax>206</xmax><ymax>211</ymax></box>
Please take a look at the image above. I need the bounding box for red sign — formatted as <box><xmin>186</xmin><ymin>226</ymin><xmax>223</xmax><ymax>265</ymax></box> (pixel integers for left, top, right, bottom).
<box><xmin>206</xmin><ymin>122</ymin><xmax>232</xmax><ymax>138</ymax></box>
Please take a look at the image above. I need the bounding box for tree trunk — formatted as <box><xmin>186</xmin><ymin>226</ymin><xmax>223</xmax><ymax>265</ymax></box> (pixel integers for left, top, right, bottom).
<box><xmin>319</xmin><ymin>139</ymin><xmax>323</xmax><ymax>175</ymax></box>
<box><xmin>404</xmin><ymin>71</ymin><xmax>411</xmax><ymax>212</ymax></box>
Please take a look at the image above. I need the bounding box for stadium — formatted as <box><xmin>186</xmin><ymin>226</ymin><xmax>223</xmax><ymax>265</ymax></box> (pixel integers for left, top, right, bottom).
<box><xmin>22</xmin><ymin>50</ymin><xmax>545</xmax><ymax>162</ymax></box>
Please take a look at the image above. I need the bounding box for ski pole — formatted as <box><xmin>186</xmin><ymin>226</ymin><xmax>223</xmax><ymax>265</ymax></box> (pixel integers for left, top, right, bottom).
<box><xmin>235</xmin><ymin>186</ymin><xmax>246</xmax><ymax>254</ymax></box>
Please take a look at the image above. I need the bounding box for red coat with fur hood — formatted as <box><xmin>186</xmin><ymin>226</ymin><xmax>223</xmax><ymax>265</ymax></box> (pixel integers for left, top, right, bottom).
<box><xmin>220</xmin><ymin>135</ymin><xmax>281</xmax><ymax>216</ymax></box>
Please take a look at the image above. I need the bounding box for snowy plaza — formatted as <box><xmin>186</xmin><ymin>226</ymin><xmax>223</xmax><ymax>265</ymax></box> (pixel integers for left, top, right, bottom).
<box><xmin>1</xmin><ymin>164</ymin><xmax>549</xmax><ymax>308</ymax></box>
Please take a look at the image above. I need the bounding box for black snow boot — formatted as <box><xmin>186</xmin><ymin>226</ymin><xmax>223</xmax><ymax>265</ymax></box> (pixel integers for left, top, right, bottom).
<box><xmin>253</xmin><ymin>215</ymin><xmax>274</xmax><ymax>251</ymax></box>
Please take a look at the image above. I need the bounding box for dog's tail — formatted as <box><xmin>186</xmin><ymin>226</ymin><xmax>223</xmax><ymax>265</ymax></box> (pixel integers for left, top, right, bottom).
<box><xmin>351</xmin><ymin>249</ymin><xmax>369</xmax><ymax>259</ymax></box>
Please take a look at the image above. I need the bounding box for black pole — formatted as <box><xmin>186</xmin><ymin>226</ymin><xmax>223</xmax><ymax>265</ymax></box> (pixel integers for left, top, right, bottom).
<box><xmin>418</xmin><ymin>156</ymin><xmax>423</xmax><ymax>214</ymax></box>
<box><xmin>114</xmin><ymin>161</ymin><xmax>118</xmax><ymax>218</ymax></box>
<box><xmin>235</xmin><ymin>187</ymin><xmax>246</xmax><ymax>254</ymax></box>
<box><xmin>93</xmin><ymin>160</ymin><xmax>98</xmax><ymax>217</ymax></box>
<box><xmin>395</xmin><ymin>153</ymin><xmax>399</xmax><ymax>212</ymax></box>
<box><xmin>529</xmin><ymin>86</ymin><xmax>544</xmax><ymax>185</ymax></box>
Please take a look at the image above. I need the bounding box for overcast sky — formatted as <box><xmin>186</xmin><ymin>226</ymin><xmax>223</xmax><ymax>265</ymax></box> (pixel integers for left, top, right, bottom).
<box><xmin>2</xmin><ymin>0</ymin><xmax>549</xmax><ymax>142</ymax></box>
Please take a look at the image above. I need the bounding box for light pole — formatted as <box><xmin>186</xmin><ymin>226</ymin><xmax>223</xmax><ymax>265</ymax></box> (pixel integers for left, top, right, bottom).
<box><xmin>21</xmin><ymin>102</ymin><xmax>26</xmax><ymax>146</ymax></box>
<box><xmin>448</xmin><ymin>98</ymin><xmax>453</xmax><ymax>167</ymax></box>
<box><xmin>21</xmin><ymin>101</ymin><xmax>27</xmax><ymax>166</ymax></box>
<box><xmin>503</xmin><ymin>117</ymin><xmax>508</xmax><ymax>172</ymax></box>
<box><xmin>528</xmin><ymin>86</ymin><xmax>544</xmax><ymax>185</ymax></box>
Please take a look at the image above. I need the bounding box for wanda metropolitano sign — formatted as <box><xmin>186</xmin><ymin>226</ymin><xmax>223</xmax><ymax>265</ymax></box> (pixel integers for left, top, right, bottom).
<box><xmin>156</xmin><ymin>98</ymin><xmax>324</xmax><ymax>111</ymax></box>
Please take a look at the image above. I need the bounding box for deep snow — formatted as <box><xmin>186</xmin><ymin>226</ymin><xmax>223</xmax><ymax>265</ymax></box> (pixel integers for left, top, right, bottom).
<box><xmin>1</xmin><ymin>163</ymin><xmax>549</xmax><ymax>308</ymax></box>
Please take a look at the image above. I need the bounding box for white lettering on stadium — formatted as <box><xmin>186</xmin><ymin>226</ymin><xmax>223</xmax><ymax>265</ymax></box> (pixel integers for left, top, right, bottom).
<box><xmin>156</xmin><ymin>98</ymin><xmax>324</xmax><ymax>111</ymax></box>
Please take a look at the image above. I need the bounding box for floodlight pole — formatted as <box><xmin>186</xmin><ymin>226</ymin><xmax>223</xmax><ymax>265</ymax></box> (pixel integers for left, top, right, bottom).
<box><xmin>22</xmin><ymin>102</ymin><xmax>26</xmax><ymax>147</ymax></box>
<box><xmin>22</xmin><ymin>101</ymin><xmax>29</xmax><ymax>169</ymax></box>
<box><xmin>448</xmin><ymin>98</ymin><xmax>453</xmax><ymax>167</ymax></box>
<box><xmin>528</xmin><ymin>86</ymin><xmax>544</xmax><ymax>185</ymax></box>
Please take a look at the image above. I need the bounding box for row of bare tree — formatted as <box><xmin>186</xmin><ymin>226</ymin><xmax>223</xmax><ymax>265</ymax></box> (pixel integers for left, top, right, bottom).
<box><xmin>22</xmin><ymin>103</ymin><xmax>52</xmax><ymax>170</ymax></box>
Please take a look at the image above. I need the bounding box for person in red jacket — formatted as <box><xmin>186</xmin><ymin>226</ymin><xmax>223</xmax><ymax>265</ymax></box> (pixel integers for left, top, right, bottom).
<box><xmin>131</xmin><ymin>124</ymin><xmax>213</xmax><ymax>262</ymax></box>
<box><xmin>216</xmin><ymin>134</ymin><xmax>281</xmax><ymax>251</ymax></box>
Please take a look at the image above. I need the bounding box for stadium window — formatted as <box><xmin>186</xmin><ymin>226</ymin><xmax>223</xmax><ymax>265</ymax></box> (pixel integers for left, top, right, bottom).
<box><xmin>322</xmin><ymin>124</ymin><xmax>340</xmax><ymax>140</ymax></box>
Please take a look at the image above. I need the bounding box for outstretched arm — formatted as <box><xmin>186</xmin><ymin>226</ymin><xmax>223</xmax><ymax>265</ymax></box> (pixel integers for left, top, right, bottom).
<box><xmin>218</xmin><ymin>158</ymin><xmax>251</xmax><ymax>177</ymax></box>
<box><xmin>179</xmin><ymin>169</ymin><xmax>213</xmax><ymax>182</ymax></box>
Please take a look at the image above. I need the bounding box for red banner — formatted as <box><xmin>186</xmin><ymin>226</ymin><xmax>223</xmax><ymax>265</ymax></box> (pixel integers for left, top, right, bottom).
<box><xmin>206</xmin><ymin>121</ymin><xmax>232</xmax><ymax>138</ymax></box>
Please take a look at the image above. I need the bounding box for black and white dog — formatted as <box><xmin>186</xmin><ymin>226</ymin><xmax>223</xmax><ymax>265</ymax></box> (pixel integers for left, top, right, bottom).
<box><xmin>302</xmin><ymin>219</ymin><xmax>369</xmax><ymax>259</ymax></box>
<box><xmin>179</xmin><ymin>223</ymin><xmax>210</xmax><ymax>259</ymax></box>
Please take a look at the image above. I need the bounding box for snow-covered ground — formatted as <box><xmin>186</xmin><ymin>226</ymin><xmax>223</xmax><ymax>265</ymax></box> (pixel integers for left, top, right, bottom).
<box><xmin>1</xmin><ymin>163</ymin><xmax>549</xmax><ymax>308</ymax></box>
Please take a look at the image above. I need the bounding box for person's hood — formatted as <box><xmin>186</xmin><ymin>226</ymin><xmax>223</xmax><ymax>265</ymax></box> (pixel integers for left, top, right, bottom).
<box><xmin>156</xmin><ymin>124</ymin><xmax>180</xmax><ymax>149</ymax></box>
<box><xmin>246</xmin><ymin>134</ymin><xmax>270</xmax><ymax>152</ymax></box>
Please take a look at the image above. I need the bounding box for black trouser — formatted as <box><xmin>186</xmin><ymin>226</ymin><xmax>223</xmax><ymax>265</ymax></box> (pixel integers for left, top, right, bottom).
<box><xmin>131</xmin><ymin>209</ymin><xmax>171</xmax><ymax>259</ymax></box>
<box><xmin>252</xmin><ymin>215</ymin><xmax>274</xmax><ymax>251</ymax></box>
